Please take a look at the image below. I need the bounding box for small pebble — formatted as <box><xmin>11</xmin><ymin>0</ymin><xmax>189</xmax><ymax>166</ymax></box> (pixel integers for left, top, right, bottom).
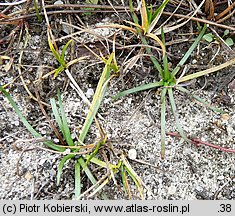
<box><xmin>217</xmin><ymin>175</ymin><xmax>224</xmax><ymax>180</ymax></box>
<box><xmin>167</xmin><ymin>185</ymin><xmax>177</xmax><ymax>195</ymax></box>
<box><xmin>24</xmin><ymin>171</ymin><xmax>33</xmax><ymax>181</ymax></box>
<box><xmin>128</xmin><ymin>148</ymin><xmax>137</xmax><ymax>160</ymax></box>
<box><xmin>54</xmin><ymin>0</ymin><xmax>63</xmax><ymax>5</ymax></box>
<box><xmin>86</xmin><ymin>88</ymin><xmax>94</xmax><ymax>98</ymax></box>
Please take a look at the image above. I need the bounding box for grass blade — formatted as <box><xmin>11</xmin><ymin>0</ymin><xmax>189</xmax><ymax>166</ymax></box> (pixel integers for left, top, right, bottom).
<box><xmin>171</xmin><ymin>24</ymin><xmax>207</xmax><ymax>77</ymax></box>
<box><xmin>75</xmin><ymin>161</ymin><xmax>81</xmax><ymax>199</ymax></box>
<box><xmin>122</xmin><ymin>155</ymin><xmax>144</xmax><ymax>199</ymax></box>
<box><xmin>129</xmin><ymin>0</ymin><xmax>140</xmax><ymax>26</ymax></box>
<box><xmin>61</xmin><ymin>39</ymin><xmax>73</xmax><ymax>61</ymax></box>
<box><xmin>48</xmin><ymin>36</ymin><xmax>65</xmax><ymax>67</ymax></box>
<box><xmin>113</xmin><ymin>80</ymin><xmax>163</xmax><ymax>100</ymax></box>
<box><xmin>83</xmin><ymin>137</ymin><xmax>106</xmax><ymax>170</ymax></box>
<box><xmin>160</xmin><ymin>88</ymin><xmax>167</xmax><ymax>159</ymax></box>
<box><xmin>121</xmin><ymin>164</ymin><xmax>132</xmax><ymax>199</ymax></box>
<box><xmin>161</xmin><ymin>28</ymin><xmax>171</xmax><ymax>82</ymax></box>
<box><xmin>0</xmin><ymin>86</ymin><xmax>64</xmax><ymax>151</ymax></box>
<box><xmin>78</xmin><ymin>157</ymin><xmax>97</xmax><ymax>185</ymax></box>
<box><xmin>57</xmin><ymin>90</ymin><xmax>74</xmax><ymax>146</ymax></box>
<box><xmin>83</xmin><ymin>154</ymin><xmax>121</xmax><ymax>169</ymax></box>
<box><xmin>129</xmin><ymin>0</ymin><xmax>163</xmax><ymax>74</ymax></box>
<box><xmin>178</xmin><ymin>57</ymin><xmax>235</xmax><ymax>83</ymax></box>
<box><xmin>167</xmin><ymin>88</ymin><xmax>190</xmax><ymax>143</ymax></box>
<box><xmin>34</xmin><ymin>0</ymin><xmax>42</xmax><ymax>22</ymax></box>
<box><xmin>177</xmin><ymin>86</ymin><xmax>225</xmax><ymax>113</ymax></box>
<box><xmin>148</xmin><ymin>0</ymin><xmax>170</xmax><ymax>33</ymax></box>
<box><xmin>140</xmin><ymin>35</ymin><xmax>163</xmax><ymax>74</ymax></box>
<box><xmin>53</xmin><ymin>65</ymin><xmax>65</xmax><ymax>78</ymax></box>
<box><xmin>50</xmin><ymin>97</ymin><xmax>65</xmax><ymax>137</ymax></box>
<box><xmin>79</xmin><ymin>157</ymin><xmax>109</xmax><ymax>199</ymax></box>
<box><xmin>140</xmin><ymin>0</ymin><xmax>149</xmax><ymax>33</ymax></box>
<box><xmin>57</xmin><ymin>154</ymin><xmax>74</xmax><ymax>185</ymax></box>
<box><xmin>79</xmin><ymin>53</ymin><xmax>113</xmax><ymax>142</ymax></box>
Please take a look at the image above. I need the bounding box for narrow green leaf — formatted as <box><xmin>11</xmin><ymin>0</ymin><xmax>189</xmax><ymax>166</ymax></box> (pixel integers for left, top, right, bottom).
<box><xmin>50</xmin><ymin>97</ymin><xmax>65</xmax><ymax>137</ymax></box>
<box><xmin>113</xmin><ymin>81</ymin><xmax>163</xmax><ymax>100</ymax></box>
<box><xmin>79</xmin><ymin>53</ymin><xmax>113</xmax><ymax>143</ymax></box>
<box><xmin>171</xmin><ymin>24</ymin><xmax>207</xmax><ymax>77</ymax></box>
<box><xmin>177</xmin><ymin>86</ymin><xmax>225</xmax><ymax>114</ymax></box>
<box><xmin>34</xmin><ymin>0</ymin><xmax>42</xmax><ymax>22</ymax></box>
<box><xmin>0</xmin><ymin>86</ymin><xmax>64</xmax><ymax>152</ymax></box>
<box><xmin>75</xmin><ymin>161</ymin><xmax>81</xmax><ymax>199</ymax></box>
<box><xmin>167</xmin><ymin>88</ymin><xmax>190</xmax><ymax>142</ymax></box>
<box><xmin>147</xmin><ymin>4</ymin><xmax>153</xmax><ymax>24</ymax></box>
<box><xmin>83</xmin><ymin>154</ymin><xmax>121</xmax><ymax>170</ymax></box>
<box><xmin>121</xmin><ymin>164</ymin><xmax>128</xmax><ymax>194</ymax></box>
<box><xmin>57</xmin><ymin>90</ymin><xmax>74</xmax><ymax>146</ymax></box>
<box><xmin>57</xmin><ymin>154</ymin><xmax>74</xmax><ymax>185</ymax></box>
<box><xmin>130</xmin><ymin>0</ymin><xmax>163</xmax><ymax>74</ymax></box>
<box><xmin>78</xmin><ymin>157</ymin><xmax>97</xmax><ymax>185</ymax></box>
<box><xmin>160</xmin><ymin>88</ymin><xmax>167</xmax><ymax>159</ymax></box>
<box><xmin>129</xmin><ymin>0</ymin><xmax>139</xmax><ymax>25</ymax></box>
<box><xmin>148</xmin><ymin>0</ymin><xmax>170</xmax><ymax>33</ymax></box>
<box><xmin>48</xmin><ymin>36</ymin><xmax>65</xmax><ymax>67</ymax></box>
<box><xmin>61</xmin><ymin>39</ymin><xmax>73</xmax><ymax>61</ymax></box>
<box><xmin>54</xmin><ymin>65</ymin><xmax>64</xmax><ymax>78</ymax></box>
<box><xmin>178</xmin><ymin>57</ymin><xmax>235</xmax><ymax>83</ymax></box>
<box><xmin>161</xmin><ymin>28</ymin><xmax>171</xmax><ymax>81</ymax></box>
<box><xmin>152</xmin><ymin>0</ymin><xmax>170</xmax><ymax>21</ymax></box>
<box><xmin>140</xmin><ymin>35</ymin><xmax>163</xmax><ymax>74</ymax></box>
<box><xmin>83</xmin><ymin>138</ymin><xmax>106</xmax><ymax>171</ymax></box>
<box><xmin>78</xmin><ymin>157</ymin><xmax>109</xmax><ymax>199</ymax></box>
<box><xmin>122</xmin><ymin>157</ymin><xmax>143</xmax><ymax>199</ymax></box>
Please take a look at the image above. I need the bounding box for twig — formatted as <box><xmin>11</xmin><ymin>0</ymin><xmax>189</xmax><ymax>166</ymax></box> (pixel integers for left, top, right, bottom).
<box><xmin>167</xmin><ymin>132</ymin><xmax>235</xmax><ymax>153</ymax></box>
<box><xmin>2</xmin><ymin>4</ymin><xmax>235</xmax><ymax>32</ymax></box>
<box><xmin>213</xmin><ymin>180</ymin><xmax>232</xmax><ymax>200</ymax></box>
<box><xmin>162</xmin><ymin>11</ymin><xmax>235</xmax><ymax>32</ymax></box>
<box><xmin>0</xmin><ymin>0</ymin><xmax>27</xmax><ymax>6</ymax></box>
<box><xmin>215</xmin><ymin>2</ymin><xmax>235</xmax><ymax>21</ymax></box>
<box><xmin>216</xmin><ymin>9</ymin><xmax>235</xmax><ymax>24</ymax></box>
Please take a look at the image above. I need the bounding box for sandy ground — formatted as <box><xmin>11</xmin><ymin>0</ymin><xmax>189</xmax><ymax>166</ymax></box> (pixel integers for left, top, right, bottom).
<box><xmin>0</xmin><ymin>1</ymin><xmax>235</xmax><ymax>200</ymax></box>
<box><xmin>1</xmin><ymin>77</ymin><xmax>235</xmax><ymax>199</ymax></box>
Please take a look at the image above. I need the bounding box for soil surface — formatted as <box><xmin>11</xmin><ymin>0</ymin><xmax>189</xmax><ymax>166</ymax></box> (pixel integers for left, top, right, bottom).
<box><xmin>0</xmin><ymin>0</ymin><xmax>235</xmax><ymax>200</ymax></box>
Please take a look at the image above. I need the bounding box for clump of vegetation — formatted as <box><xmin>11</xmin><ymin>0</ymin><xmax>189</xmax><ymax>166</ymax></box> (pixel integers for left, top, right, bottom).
<box><xmin>0</xmin><ymin>0</ymin><xmax>235</xmax><ymax>199</ymax></box>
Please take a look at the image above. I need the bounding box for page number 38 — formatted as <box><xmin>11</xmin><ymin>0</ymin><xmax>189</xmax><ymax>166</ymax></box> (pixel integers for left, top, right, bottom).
<box><xmin>218</xmin><ymin>204</ymin><xmax>232</xmax><ymax>213</ymax></box>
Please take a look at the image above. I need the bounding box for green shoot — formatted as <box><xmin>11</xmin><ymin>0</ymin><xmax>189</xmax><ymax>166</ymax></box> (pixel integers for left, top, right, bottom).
<box><xmin>33</xmin><ymin>0</ymin><xmax>42</xmax><ymax>22</ymax></box>
<box><xmin>160</xmin><ymin>88</ymin><xmax>167</xmax><ymax>159</ymax></box>
<box><xmin>178</xmin><ymin>57</ymin><xmax>235</xmax><ymax>83</ymax></box>
<box><xmin>113</xmin><ymin>24</ymin><xmax>231</xmax><ymax>158</ymax></box>
<box><xmin>171</xmin><ymin>24</ymin><xmax>207</xmax><ymax>77</ymax></box>
<box><xmin>177</xmin><ymin>86</ymin><xmax>226</xmax><ymax>114</ymax></box>
<box><xmin>0</xmin><ymin>86</ymin><xmax>65</xmax><ymax>152</ymax></box>
<box><xmin>50</xmin><ymin>91</ymin><xmax>74</xmax><ymax>146</ymax></box>
<box><xmin>57</xmin><ymin>154</ymin><xmax>74</xmax><ymax>185</ymax></box>
<box><xmin>48</xmin><ymin>38</ymin><xmax>86</xmax><ymax>78</ymax></box>
<box><xmin>75</xmin><ymin>161</ymin><xmax>81</xmax><ymax>199</ymax></box>
<box><xmin>167</xmin><ymin>88</ymin><xmax>190</xmax><ymax>143</ymax></box>
<box><xmin>79</xmin><ymin>53</ymin><xmax>114</xmax><ymax>142</ymax></box>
